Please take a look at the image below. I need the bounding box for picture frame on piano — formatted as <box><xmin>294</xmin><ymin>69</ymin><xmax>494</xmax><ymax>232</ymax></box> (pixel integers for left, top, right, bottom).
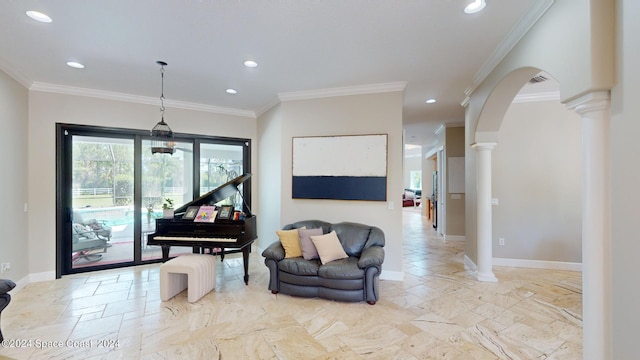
<box><xmin>182</xmin><ymin>206</ymin><xmax>200</xmax><ymax>220</ymax></box>
<box><xmin>216</xmin><ymin>205</ymin><xmax>234</xmax><ymax>220</ymax></box>
<box><xmin>194</xmin><ymin>206</ymin><xmax>217</xmax><ymax>222</ymax></box>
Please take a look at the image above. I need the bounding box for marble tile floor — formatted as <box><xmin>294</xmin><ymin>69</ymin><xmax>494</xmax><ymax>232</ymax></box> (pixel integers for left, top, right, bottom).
<box><xmin>0</xmin><ymin>209</ymin><xmax>582</xmax><ymax>359</ymax></box>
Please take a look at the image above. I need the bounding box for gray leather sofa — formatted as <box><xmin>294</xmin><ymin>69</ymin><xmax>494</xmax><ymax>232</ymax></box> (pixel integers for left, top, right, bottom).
<box><xmin>262</xmin><ymin>220</ymin><xmax>385</xmax><ymax>304</ymax></box>
<box><xmin>0</xmin><ymin>278</ymin><xmax>16</xmax><ymax>343</ymax></box>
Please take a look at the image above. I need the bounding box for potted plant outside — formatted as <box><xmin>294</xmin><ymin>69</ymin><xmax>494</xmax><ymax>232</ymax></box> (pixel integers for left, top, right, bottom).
<box><xmin>162</xmin><ymin>198</ymin><xmax>175</xmax><ymax>219</ymax></box>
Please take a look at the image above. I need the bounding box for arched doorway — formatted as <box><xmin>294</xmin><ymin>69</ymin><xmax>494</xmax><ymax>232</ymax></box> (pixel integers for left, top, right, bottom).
<box><xmin>468</xmin><ymin>67</ymin><xmax>611</xmax><ymax>359</ymax></box>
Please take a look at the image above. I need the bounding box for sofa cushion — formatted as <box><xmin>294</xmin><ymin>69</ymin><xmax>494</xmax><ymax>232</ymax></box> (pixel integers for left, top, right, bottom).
<box><xmin>298</xmin><ymin>228</ymin><xmax>323</xmax><ymax>260</ymax></box>
<box><xmin>276</xmin><ymin>229</ymin><xmax>303</xmax><ymax>258</ymax></box>
<box><xmin>279</xmin><ymin>258</ymin><xmax>321</xmax><ymax>276</ymax></box>
<box><xmin>331</xmin><ymin>222</ymin><xmax>371</xmax><ymax>257</ymax></box>
<box><xmin>311</xmin><ymin>231</ymin><xmax>349</xmax><ymax>265</ymax></box>
<box><xmin>318</xmin><ymin>257</ymin><xmax>364</xmax><ymax>280</ymax></box>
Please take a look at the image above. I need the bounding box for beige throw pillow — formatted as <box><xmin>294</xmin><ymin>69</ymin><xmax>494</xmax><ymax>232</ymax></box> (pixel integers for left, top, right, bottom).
<box><xmin>310</xmin><ymin>231</ymin><xmax>349</xmax><ymax>265</ymax></box>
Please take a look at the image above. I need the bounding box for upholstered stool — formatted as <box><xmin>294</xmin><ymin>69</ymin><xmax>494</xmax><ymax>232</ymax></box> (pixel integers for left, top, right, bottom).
<box><xmin>160</xmin><ymin>254</ymin><xmax>216</xmax><ymax>303</ymax></box>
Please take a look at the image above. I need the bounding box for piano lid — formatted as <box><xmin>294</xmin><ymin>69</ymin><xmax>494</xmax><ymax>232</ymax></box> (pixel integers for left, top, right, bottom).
<box><xmin>174</xmin><ymin>173</ymin><xmax>252</xmax><ymax>215</ymax></box>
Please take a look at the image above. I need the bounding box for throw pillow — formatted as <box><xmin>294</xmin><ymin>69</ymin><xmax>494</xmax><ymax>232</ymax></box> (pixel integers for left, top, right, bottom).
<box><xmin>298</xmin><ymin>228</ymin><xmax>323</xmax><ymax>260</ymax></box>
<box><xmin>310</xmin><ymin>231</ymin><xmax>349</xmax><ymax>265</ymax></box>
<box><xmin>277</xmin><ymin>229</ymin><xmax>303</xmax><ymax>258</ymax></box>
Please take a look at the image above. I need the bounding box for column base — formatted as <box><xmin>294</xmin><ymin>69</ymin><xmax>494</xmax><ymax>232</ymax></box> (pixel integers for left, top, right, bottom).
<box><xmin>476</xmin><ymin>271</ymin><xmax>498</xmax><ymax>283</ymax></box>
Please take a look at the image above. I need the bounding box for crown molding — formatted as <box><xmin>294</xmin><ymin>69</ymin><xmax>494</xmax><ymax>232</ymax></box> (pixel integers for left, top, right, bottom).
<box><xmin>512</xmin><ymin>91</ymin><xmax>560</xmax><ymax>103</ymax></box>
<box><xmin>29</xmin><ymin>82</ymin><xmax>256</xmax><ymax>118</ymax></box>
<box><xmin>0</xmin><ymin>55</ymin><xmax>33</xmax><ymax>89</ymax></box>
<box><xmin>462</xmin><ymin>0</ymin><xmax>555</xmax><ymax>101</ymax></box>
<box><xmin>255</xmin><ymin>96</ymin><xmax>281</xmax><ymax>117</ymax></box>
<box><xmin>278</xmin><ymin>82</ymin><xmax>407</xmax><ymax>102</ymax></box>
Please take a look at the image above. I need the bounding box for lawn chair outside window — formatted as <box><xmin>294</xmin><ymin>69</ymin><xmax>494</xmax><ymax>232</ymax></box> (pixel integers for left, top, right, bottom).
<box><xmin>72</xmin><ymin>211</ymin><xmax>112</xmax><ymax>243</ymax></box>
<box><xmin>72</xmin><ymin>223</ymin><xmax>108</xmax><ymax>263</ymax></box>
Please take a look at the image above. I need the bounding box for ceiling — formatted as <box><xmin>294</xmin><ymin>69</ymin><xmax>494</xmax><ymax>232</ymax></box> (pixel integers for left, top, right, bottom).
<box><xmin>0</xmin><ymin>0</ymin><xmax>538</xmax><ymax>148</ymax></box>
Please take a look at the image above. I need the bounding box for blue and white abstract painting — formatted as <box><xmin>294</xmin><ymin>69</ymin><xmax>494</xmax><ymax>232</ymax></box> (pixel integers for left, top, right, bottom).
<box><xmin>292</xmin><ymin>134</ymin><xmax>387</xmax><ymax>201</ymax></box>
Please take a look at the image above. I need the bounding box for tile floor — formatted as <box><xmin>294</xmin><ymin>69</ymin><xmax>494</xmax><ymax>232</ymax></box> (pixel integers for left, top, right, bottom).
<box><xmin>0</xmin><ymin>209</ymin><xmax>582</xmax><ymax>359</ymax></box>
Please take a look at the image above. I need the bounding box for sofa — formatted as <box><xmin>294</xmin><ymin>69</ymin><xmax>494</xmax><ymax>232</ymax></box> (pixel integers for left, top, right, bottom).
<box><xmin>0</xmin><ymin>278</ymin><xmax>16</xmax><ymax>343</ymax></box>
<box><xmin>262</xmin><ymin>220</ymin><xmax>385</xmax><ymax>305</ymax></box>
<box><xmin>402</xmin><ymin>189</ymin><xmax>421</xmax><ymax>207</ymax></box>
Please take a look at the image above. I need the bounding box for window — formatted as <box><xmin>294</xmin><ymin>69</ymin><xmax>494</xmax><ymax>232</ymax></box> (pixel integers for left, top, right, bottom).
<box><xmin>410</xmin><ymin>170</ymin><xmax>422</xmax><ymax>190</ymax></box>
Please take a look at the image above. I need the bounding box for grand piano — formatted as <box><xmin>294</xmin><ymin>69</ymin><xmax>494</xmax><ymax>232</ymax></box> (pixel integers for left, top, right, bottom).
<box><xmin>147</xmin><ymin>173</ymin><xmax>257</xmax><ymax>285</ymax></box>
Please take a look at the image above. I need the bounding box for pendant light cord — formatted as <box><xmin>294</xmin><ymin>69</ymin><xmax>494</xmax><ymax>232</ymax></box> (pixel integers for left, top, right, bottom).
<box><xmin>159</xmin><ymin>64</ymin><xmax>166</xmax><ymax>121</ymax></box>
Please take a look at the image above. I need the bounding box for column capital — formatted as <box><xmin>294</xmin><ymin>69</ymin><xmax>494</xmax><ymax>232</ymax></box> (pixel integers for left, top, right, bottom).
<box><xmin>471</xmin><ymin>142</ymin><xmax>498</xmax><ymax>150</ymax></box>
<box><xmin>566</xmin><ymin>90</ymin><xmax>610</xmax><ymax>115</ymax></box>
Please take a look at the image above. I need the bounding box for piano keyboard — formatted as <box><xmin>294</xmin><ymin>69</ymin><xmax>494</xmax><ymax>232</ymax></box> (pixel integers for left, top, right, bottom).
<box><xmin>153</xmin><ymin>236</ymin><xmax>238</xmax><ymax>243</ymax></box>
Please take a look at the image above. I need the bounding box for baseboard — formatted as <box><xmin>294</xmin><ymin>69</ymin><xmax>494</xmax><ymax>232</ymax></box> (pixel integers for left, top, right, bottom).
<box><xmin>444</xmin><ymin>235</ymin><xmax>465</xmax><ymax>241</ymax></box>
<box><xmin>493</xmin><ymin>257</ymin><xmax>582</xmax><ymax>271</ymax></box>
<box><xmin>464</xmin><ymin>255</ymin><xmax>478</xmax><ymax>272</ymax></box>
<box><xmin>11</xmin><ymin>274</ymin><xmax>30</xmax><ymax>294</ymax></box>
<box><xmin>380</xmin><ymin>270</ymin><xmax>403</xmax><ymax>281</ymax></box>
<box><xmin>29</xmin><ymin>271</ymin><xmax>56</xmax><ymax>283</ymax></box>
<box><xmin>9</xmin><ymin>271</ymin><xmax>56</xmax><ymax>295</ymax></box>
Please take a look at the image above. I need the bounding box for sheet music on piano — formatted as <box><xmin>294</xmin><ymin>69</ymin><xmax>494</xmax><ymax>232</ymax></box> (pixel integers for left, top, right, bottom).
<box><xmin>147</xmin><ymin>173</ymin><xmax>257</xmax><ymax>285</ymax></box>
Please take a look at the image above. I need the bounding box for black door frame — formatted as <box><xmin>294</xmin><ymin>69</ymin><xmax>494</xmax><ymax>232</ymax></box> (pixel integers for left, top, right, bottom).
<box><xmin>56</xmin><ymin>123</ymin><xmax>251</xmax><ymax>278</ymax></box>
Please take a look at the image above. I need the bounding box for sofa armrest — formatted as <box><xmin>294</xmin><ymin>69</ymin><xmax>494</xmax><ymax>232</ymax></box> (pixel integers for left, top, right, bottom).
<box><xmin>261</xmin><ymin>241</ymin><xmax>285</xmax><ymax>261</ymax></box>
<box><xmin>358</xmin><ymin>246</ymin><xmax>384</xmax><ymax>268</ymax></box>
<box><xmin>0</xmin><ymin>279</ymin><xmax>16</xmax><ymax>295</ymax></box>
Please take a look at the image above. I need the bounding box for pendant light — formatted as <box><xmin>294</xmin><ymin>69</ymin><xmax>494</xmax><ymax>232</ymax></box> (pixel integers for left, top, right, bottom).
<box><xmin>150</xmin><ymin>61</ymin><xmax>176</xmax><ymax>155</ymax></box>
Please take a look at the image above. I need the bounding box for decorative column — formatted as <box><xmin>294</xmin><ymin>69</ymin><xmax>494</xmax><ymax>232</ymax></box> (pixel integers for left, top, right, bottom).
<box><xmin>472</xmin><ymin>142</ymin><xmax>498</xmax><ymax>282</ymax></box>
<box><xmin>567</xmin><ymin>91</ymin><xmax>611</xmax><ymax>360</ymax></box>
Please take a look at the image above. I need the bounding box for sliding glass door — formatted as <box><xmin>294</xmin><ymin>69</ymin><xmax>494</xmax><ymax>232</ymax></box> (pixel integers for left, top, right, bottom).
<box><xmin>141</xmin><ymin>140</ymin><xmax>193</xmax><ymax>261</ymax></box>
<box><xmin>70</xmin><ymin>136</ymin><xmax>134</xmax><ymax>269</ymax></box>
<box><xmin>57</xmin><ymin>124</ymin><xmax>251</xmax><ymax>277</ymax></box>
<box><xmin>199</xmin><ymin>143</ymin><xmax>246</xmax><ymax>209</ymax></box>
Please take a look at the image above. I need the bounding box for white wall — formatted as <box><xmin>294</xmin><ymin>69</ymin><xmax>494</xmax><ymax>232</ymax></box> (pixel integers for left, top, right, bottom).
<box><xmin>27</xmin><ymin>91</ymin><xmax>257</xmax><ymax>276</ymax></box>
<box><xmin>611</xmin><ymin>0</ymin><xmax>640</xmax><ymax>356</ymax></box>
<box><xmin>0</xmin><ymin>70</ymin><xmax>28</xmax><ymax>282</ymax></box>
<box><xmin>256</xmin><ymin>103</ymin><xmax>283</xmax><ymax>250</ymax></box>
<box><xmin>493</xmin><ymin>100</ymin><xmax>581</xmax><ymax>263</ymax></box>
<box><xmin>273</xmin><ymin>91</ymin><xmax>405</xmax><ymax>277</ymax></box>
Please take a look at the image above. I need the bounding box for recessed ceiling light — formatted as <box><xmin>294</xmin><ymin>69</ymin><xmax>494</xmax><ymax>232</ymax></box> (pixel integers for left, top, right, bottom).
<box><xmin>464</xmin><ymin>0</ymin><xmax>486</xmax><ymax>14</ymax></box>
<box><xmin>66</xmin><ymin>61</ymin><xmax>85</xmax><ymax>69</ymax></box>
<box><xmin>26</xmin><ymin>10</ymin><xmax>52</xmax><ymax>23</ymax></box>
<box><xmin>226</xmin><ymin>88</ymin><xmax>238</xmax><ymax>94</ymax></box>
<box><xmin>425</xmin><ymin>98</ymin><xmax>437</xmax><ymax>104</ymax></box>
<box><xmin>243</xmin><ymin>60</ymin><xmax>258</xmax><ymax>68</ymax></box>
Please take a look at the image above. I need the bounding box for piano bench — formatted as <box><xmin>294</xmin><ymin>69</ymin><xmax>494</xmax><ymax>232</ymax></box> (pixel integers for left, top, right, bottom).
<box><xmin>160</xmin><ymin>254</ymin><xmax>216</xmax><ymax>303</ymax></box>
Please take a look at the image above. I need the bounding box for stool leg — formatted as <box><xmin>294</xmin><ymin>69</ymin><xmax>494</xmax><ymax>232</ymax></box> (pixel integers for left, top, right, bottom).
<box><xmin>161</xmin><ymin>271</ymin><xmax>187</xmax><ymax>301</ymax></box>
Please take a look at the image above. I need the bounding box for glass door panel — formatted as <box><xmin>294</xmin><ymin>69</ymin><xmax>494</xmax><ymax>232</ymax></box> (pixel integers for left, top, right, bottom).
<box><xmin>71</xmin><ymin>136</ymin><xmax>134</xmax><ymax>269</ymax></box>
<box><xmin>200</xmin><ymin>143</ymin><xmax>245</xmax><ymax>209</ymax></box>
<box><xmin>141</xmin><ymin>140</ymin><xmax>194</xmax><ymax>260</ymax></box>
